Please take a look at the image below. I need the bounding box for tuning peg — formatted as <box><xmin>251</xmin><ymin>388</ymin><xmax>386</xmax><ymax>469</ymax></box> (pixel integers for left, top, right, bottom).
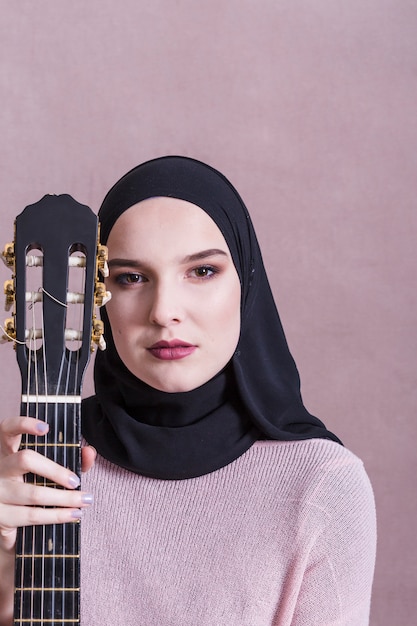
<box><xmin>4</xmin><ymin>280</ymin><xmax>15</xmax><ymax>311</ymax></box>
<box><xmin>91</xmin><ymin>318</ymin><xmax>106</xmax><ymax>351</ymax></box>
<box><xmin>94</xmin><ymin>282</ymin><xmax>112</xmax><ymax>308</ymax></box>
<box><xmin>2</xmin><ymin>243</ymin><xmax>15</xmax><ymax>269</ymax></box>
<box><xmin>1</xmin><ymin>317</ymin><xmax>16</xmax><ymax>342</ymax></box>
<box><xmin>97</xmin><ymin>244</ymin><xmax>109</xmax><ymax>278</ymax></box>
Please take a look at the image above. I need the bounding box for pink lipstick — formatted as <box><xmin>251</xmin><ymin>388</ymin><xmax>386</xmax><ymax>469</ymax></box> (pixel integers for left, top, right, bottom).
<box><xmin>147</xmin><ymin>340</ymin><xmax>196</xmax><ymax>361</ymax></box>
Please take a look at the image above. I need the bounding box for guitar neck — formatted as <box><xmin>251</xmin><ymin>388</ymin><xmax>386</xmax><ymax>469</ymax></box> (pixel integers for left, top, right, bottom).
<box><xmin>14</xmin><ymin>399</ymin><xmax>81</xmax><ymax>625</ymax></box>
<box><xmin>3</xmin><ymin>194</ymin><xmax>106</xmax><ymax>626</ymax></box>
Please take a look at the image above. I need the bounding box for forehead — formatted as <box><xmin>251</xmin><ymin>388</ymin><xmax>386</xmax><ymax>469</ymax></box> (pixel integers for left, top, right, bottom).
<box><xmin>107</xmin><ymin>196</ymin><xmax>230</xmax><ymax>255</ymax></box>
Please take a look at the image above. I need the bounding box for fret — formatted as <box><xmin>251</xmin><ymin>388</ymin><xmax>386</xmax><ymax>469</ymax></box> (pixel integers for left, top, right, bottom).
<box><xmin>22</xmin><ymin>395</ymin><xmax>81</xmax><ymax>404</ymax></box>
<box><xmin>17</xmin><ymin>555</ymin><xmax>79</xmax><ymax>559</ymax></box>
<box><xmin>14</xmin><ymin>617</ymin><xmax>80</xmax><ymax>626</ymax></box>
<box><xmin>16</xmin><ymin>587</ymin><xmax>80</xmax><ymax>592</ymax></box>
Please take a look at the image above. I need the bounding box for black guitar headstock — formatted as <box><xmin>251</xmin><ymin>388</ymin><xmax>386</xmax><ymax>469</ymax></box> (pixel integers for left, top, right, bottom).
<box><xmin>2</xmin><ymin>194</ymin><xmax>109</xmax><ymax>398</ymax></box>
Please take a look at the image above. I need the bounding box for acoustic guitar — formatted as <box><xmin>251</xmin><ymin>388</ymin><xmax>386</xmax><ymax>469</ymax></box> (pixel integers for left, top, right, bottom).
<box><xmin>2</xmin><ymin>194</ymin><xmax>108</xmax><ymax>625</ymax></box>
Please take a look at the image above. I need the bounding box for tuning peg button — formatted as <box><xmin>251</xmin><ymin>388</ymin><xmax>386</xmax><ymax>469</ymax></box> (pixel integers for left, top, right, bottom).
<box><xmin>4</xmin><ymin>280</ymin><xmax>15</xmax><ymax>311</ymax></box>
<box><xmin>97</xmin><ymin>244</ymin><xmax>109</xmax><ymax>278</ymax></box>
<box><xmin>1</xmin><ymin>317</ymin><xmax>16</xmax><ymax>342</ymax></box>
<box><xmin>95</xmin><ymin>283</ymin><xmax>111</xmax><ymax>308</ymax></box>
<box><xmin>2</xmin><ymin>243</ymin><xmax>15</xmax><ymax>269</ymax></box>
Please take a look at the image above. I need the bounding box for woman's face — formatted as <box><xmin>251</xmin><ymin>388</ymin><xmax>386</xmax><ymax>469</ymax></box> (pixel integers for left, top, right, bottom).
<box><xmin>105</xmin><ymin>197</ymin><xmax>241</xmax><ymax>393</ymax></box>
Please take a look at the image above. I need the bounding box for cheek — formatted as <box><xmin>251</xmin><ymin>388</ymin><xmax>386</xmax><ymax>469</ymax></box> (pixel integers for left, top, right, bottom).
<box><xmin>105</xmin><ymin>291</ymin><xmax>146</xmax><ymax>331</ymax></box>
<box><xmin>210</xmin><ymin>279</ymin><xmax>241</xmax><ymax>345</ymax></box>
<box><xmin>104</xmin><ymin>299</ymin><xmax>136</xmax><ymax>344</ymax></box>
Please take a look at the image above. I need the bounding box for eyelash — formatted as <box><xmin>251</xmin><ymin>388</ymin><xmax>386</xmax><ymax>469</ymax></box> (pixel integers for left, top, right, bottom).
<box><xmin>114</xmin><ymin>272</ymin><xmax>146</xmax><ymax>285</ymax></box>
<box><xmin>189</xmin><ymin>265</ymin><xmax>219</xmax><ymax>280</ymax></box>
<box><xmin>113</xmin><ymin>265</ymin><xmax>220</xmax><ymax>286</ymax></box>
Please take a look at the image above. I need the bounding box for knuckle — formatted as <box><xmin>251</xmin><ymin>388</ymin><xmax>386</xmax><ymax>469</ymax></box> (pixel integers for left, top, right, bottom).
<box><xmin>26</xmin><ymin>507</ymin><xmax>42</xmax><ymax>525</ymax></box>
<box><xmin>17</xmin><ymin>448</ymin><xmax>36</xmax><ymax>470</ymax></box>
<box><xmin>27</xmin><ymin>485</ymin><xmax>43</xmax><ymax>506</ymax></box>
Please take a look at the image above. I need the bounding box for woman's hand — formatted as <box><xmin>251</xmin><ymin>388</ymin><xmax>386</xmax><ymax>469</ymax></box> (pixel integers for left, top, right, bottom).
<box><xmin>0</xmin><ymin>417</ymin><xmax>96</xmax><ymax>626</ymax></box>
<box><xmin>0</xmin><ymin>415</ymin><xmax>95</xmax><ymax>550</ymax></box>
<box><xmin>0</xmin><ymin>415</ymin><xmax>95</xmax><ymax>626</ymax></box>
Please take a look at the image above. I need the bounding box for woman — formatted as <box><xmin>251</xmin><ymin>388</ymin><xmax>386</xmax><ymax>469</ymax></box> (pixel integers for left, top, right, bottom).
<box><xmin>0</xmin><ymin>156</ymin><xmax>376</xmax><ymax>625</ymax></box>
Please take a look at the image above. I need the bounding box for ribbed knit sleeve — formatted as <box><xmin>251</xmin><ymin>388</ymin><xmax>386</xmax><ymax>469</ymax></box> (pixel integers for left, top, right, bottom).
<box><xmin>275</xmin><ymin>444</ymin><xmax>377</xmax><ymax>625</ymax></box>
<box><xmin>80</xmin><ymin>439</ymin><xmax>376</xmax><ymax>626</ymax></box>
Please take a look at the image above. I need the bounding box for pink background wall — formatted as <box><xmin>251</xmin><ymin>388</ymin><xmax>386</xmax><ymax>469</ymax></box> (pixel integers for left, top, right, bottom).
<box><xmin>0</xmin><ymin>1</ymin><xmax>416</xmax><ymax>623</ymax></box>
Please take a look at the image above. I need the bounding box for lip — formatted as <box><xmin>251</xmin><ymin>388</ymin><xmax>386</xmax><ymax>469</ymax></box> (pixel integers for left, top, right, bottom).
<box><xmin>147</xmin><ymin>340</ymin><xmax>197</xmax><ymax>361</ymax></box>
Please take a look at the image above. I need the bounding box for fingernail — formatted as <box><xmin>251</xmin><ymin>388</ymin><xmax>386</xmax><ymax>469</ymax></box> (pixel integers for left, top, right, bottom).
<box><xmin>36</xmin><ymin>421</ymin><xmax>48</xmax><ymax>434</ymax></box>
<box><xmin>81</xmin><ymin>493</ymin><xmax>94</xmax><ymax>505</ymax></box>
<box><xmin>68</xmin><ymin>474</ymin><xmax>80</xmax><ymax>488</ymax></box>
<box><xmin>71</xmin><ymin>509</ymin><xmax>82</xmax><ymax>519</ymax></box>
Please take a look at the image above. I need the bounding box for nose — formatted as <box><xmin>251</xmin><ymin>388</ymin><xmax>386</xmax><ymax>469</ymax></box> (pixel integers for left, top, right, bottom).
<box><xmin>149</xmin><ymin>279</ymin><xmax>182</xmax><ymax>327</ymax></box>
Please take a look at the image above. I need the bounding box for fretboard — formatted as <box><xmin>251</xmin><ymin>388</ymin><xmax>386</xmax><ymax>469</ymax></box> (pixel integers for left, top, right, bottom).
<box><xmin>14</xmin><ymin>400</ymin><xmax>81</xmax><ymax>626</ymax></box>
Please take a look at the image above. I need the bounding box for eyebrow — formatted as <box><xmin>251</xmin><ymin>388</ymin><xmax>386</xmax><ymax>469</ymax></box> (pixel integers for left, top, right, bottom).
<box><xmin>182</xmin><ymin>248</ymin><xmax>228</xmax><ymax>263</ymax></box>
<box><xmin>107</xmin><ymin>248</ymin><xmax>228</xmax><ymax>269</ymax></box>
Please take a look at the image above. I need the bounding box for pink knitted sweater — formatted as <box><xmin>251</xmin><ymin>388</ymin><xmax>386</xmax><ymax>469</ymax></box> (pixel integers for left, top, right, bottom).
<box><xmin>80</xmin><ymin>439</ymin><xmax>376</xmax><ymax>625</ymax></box>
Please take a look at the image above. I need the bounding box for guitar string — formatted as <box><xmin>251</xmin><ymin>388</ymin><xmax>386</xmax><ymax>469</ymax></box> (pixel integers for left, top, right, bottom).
<box><xmin>39</xmin><ymin>272</ymin><xmax>70</xmax><ymax>623</ymax></box>
<box><xmin>54</xmin><ymin>253</ymin><xmax>85</xmax><ymax>623</ymax></box>
<box><xmin>61</xmin><ymin>260</ymin><xmax>72</xmax><ymax>623</ymax></box>
<box><xmin>18</xmin><ymin>252</ymin><xmax>87</xmax><ymax>625</ymax></box>
<box><xmin>30</xmin><ymin>286</ymin><xmax>39</xmax><ymax>624</ymax></box>
<box><xmin>36</xmin><ymin>282</ymin><xmax>64</xmax><ymax>622</ymax></box>
<box><xmin>48</xmin><ymin>284</ymin><xmax>69</xmax><ymax>624</ymax></box>
<box><xmin>18</xmin><ymin>286</ymin><xmax>33</xmax><ymax>626</ymax></box>
<box><xmin>37</xmin><ymin>270</ymin><xmax>48</xmax><ymax>619</ymax></box>
<box><xmin>29</xmin><ymin>262</ymin><xmax>65</xmax><ymax>623</ymax></box>
<box><xmin>62</xmin><ymin>325</ymin><xmax>76</xmax><ymax>621</ymax></box>
<box><xmin>18</xmin><ymin>282</ymin><xmax>33</xmax><ymax>619</ymax></box>
<box><xmin>40</xmin><ymin>264</ymin><xmax>49</xmax><ymax>624</ymax></box>
<box><xmin>73</xmin><ymin>254</ymin><xmax>86</xmax><ymax>620</ymax></box>
<box><xmin>65</xmin><ymin>252</ymin><xmax>85</xmax><ymax>622</ymax></box>
<box><xmin>19</xmin><ymin>262</ymin><xmax>58</xmax><ymax>623</ymax></box>
<box><xmin>31</xmin><ymin>287</ymin><xmax>39</xmax><ymax>624</ymax></box>
<box><xmin>60</xmin><ymin>253</ymin><xmax>85</xmax><ymax>623</ymax></box>
<box><xmin>54</xmin><ymin>344</ymin><xmax>68</xmax><ymax>622</ymax></box>
<box><xmin>40</xmin><ymin>257</ymin><xmax>84</xmax><ymax>624</ymax></box>
<box><xmin>62</xmin><ymin>265</ymin><xmax>73</xmax><ymax>622</ymax></box>
<box><xmin>17</xmin><ymin>300</ymin><xmax>30</xmax><ymax>625</ymax></box>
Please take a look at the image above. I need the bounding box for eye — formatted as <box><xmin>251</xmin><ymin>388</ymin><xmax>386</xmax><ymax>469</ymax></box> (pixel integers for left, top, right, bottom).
<box><xmin>190</xmin><ymin>265</ymin><xmax>219</xmax><ymax>279</ymax></box>
<box><xmin>115</xmin><ymin>272</ymin><xmax>146</xmax><ymax>285</ymax></box>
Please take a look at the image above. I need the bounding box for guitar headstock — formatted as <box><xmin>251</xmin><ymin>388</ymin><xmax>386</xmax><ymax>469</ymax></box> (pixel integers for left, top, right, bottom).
<box><xmin>2</xmin><ymin>194</ymin><xmax>110</xmax><ymax>397</ymax></box>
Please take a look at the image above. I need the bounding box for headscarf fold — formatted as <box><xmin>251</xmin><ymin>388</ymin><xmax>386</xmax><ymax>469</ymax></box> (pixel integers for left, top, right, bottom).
<box><xmin>82</xmin><ymin>156</ymin><xmax>341</xmax><ymax>479</ymax></box>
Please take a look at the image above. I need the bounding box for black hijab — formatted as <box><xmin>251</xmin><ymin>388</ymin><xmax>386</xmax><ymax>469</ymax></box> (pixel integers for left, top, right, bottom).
<box><xmin>82</xmin><ymin>156</ymin><xmax>341</xmax><ymax>479</ymax></box>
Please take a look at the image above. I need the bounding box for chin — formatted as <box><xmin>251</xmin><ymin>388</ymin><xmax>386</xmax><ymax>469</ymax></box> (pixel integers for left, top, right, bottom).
<box><xmin>140</xmin><ymin>371</ymin><xmax>210</xmax><ymax>394</ymax></box>
<box><xmin>149</xmin><ymin>379</ymin><xmax>200</xmax><ymax>394</ymax></box>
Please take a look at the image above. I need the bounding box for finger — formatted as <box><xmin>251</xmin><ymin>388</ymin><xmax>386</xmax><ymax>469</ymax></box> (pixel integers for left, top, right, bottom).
<box><xmin>81</xmin><ymin>445</ymin><xmax>97</xmax><ymax>473</ymax></box>
<box><xmin>0</xmin><ymin>416</ymin><xmax>49</xmax><ymax>455</ymax></box>
<box><xmin>1</xmin><ymin>449</ymin><xmax>80</xmax><ymax>490</ymax></box>
<box><xmin>0</xmin><ymin>503</ymin><xmax>83</xmax><ymax>529</ymax></box>
<box><xmin>0</xmin><ymin>480</ymin><xmax>93</xmax><ymax>509</ymax></box>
